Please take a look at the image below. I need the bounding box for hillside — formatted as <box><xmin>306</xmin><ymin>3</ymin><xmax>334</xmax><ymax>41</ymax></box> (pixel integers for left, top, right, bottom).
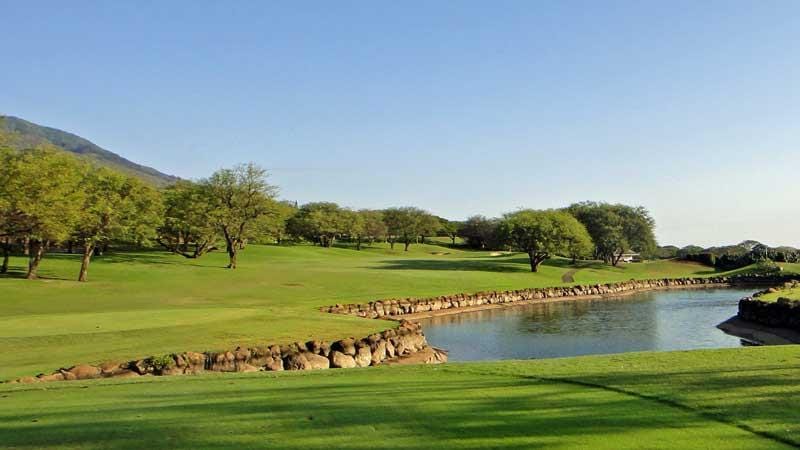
<box><xmin>0</xmin><ymin>115</ymin><xmax>177</xmax><ymax>186</ymax></box>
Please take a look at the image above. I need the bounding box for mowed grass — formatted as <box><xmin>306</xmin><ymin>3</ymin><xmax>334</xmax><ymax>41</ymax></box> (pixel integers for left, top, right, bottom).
<box><xmin>1</xmin><ymin>346</ymin><xmax>799</xmax><ymax>449</ymax></box>
<box><xmin>1</xmin><ymin>242</ymin><xmax>796</xmax><ymax>380</ymax></box>
<box><xmin>761</xmin><ymin>288</ymin><xmax>800</xmax><ymax>302</ymax></box>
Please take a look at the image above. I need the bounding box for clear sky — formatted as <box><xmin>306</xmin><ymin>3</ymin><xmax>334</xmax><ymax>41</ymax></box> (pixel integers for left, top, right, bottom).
<box><xmin>2</xmin><ymin>1</ymin><xmax>799</xmax><ymax>248</ymax></box>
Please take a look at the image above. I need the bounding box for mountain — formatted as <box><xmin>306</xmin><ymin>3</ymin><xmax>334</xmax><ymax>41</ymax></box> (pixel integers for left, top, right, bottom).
<box><xmin>0</xmin><ymin>115</ymin><xmax>178</xmax><ymax>187</ymax></box>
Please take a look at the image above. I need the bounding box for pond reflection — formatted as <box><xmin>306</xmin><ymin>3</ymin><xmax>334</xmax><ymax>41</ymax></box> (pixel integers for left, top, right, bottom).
<box><xmin>419</xmin><ymin>288</ymin><xmax>751</xmax><ymax>361</ymax></box>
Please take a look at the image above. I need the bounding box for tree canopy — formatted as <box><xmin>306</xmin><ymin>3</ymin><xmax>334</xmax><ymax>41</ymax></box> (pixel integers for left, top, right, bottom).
<box><xmin>499</xmin><ymin>209</ymin><xmax>592</xmax><ymax>272</ymax></box>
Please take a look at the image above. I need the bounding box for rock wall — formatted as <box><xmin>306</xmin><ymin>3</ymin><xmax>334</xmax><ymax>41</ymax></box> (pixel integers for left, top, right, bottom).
<box><xmin>324</xmin><ymin>275</ymin><xmax>794</xmax><ymax>318</ymax></box>
<box><xmin>738</xmin><ymin>280</ymin><xmax>800</xmax><ymax>331</ymax></box>
<box><xmin>11</xmin><ymin>320</ymin><xmax>446</xmax><ymax>384</ymax></box>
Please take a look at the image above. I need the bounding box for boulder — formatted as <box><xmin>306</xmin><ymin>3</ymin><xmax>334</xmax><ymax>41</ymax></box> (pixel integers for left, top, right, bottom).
<box><xmin>283</xmin><ymin>352</ymin><xmax>310</xmax><ymax>371</ymax></box>
<box><xmin>330</xmin><ymin>351</ymin><xmax>357</xmax><ymax>369</ymax></box>
<box><xmin>304</xmin><ymin>353</ymin><xmax>330</xmax><ymax>370</ymax></box>
<box><xmin>371</xmin><ymin>341</ymin><xmax>387</xmax><ymax>365</ymax></box>
<box><xmin>236</xmin><ymin>363</ymin><xmax>261</xmax><ymax>373</ymax></box>
<box><xmin>263</xmin><ymin>356</ymin><xmax>284</xmax><ymax>371</ymax></box>
<box><xmin>67</xmin><ymin>364</ymin><xmax>101</xmax><ymax>380</ymax></box>
<box><xmin>37</xmin><ymin>372</ymin><xmax>65</xmax><ymax>382</ymax></box>
<box><xmin>354</xmin><ymin>346</ymin><xmax>372</xmax><ymax>367</ymax></box>
<box><xmin>332</xmin><ymin>338</ymin><xmax>357</xmax><ymax>356</ymax></box>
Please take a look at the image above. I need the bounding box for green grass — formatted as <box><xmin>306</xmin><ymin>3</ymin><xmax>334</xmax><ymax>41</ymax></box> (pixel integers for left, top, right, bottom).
<box><xmin>0</xmin><ymin>244</ymin><xmax>741</xmax><ymax>380</ymax></box>
<box><xmin>761</xmin><ymin>288</ymin><xmax>800</xmax><ymax>302</ymax></box>
<box><xmin>1</xmin><ymin>346</ymin><xmax>798</xmax><ymax>449</ymax></box>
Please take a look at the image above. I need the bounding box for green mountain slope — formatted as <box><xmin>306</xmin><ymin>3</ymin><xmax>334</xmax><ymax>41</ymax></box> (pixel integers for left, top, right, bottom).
<box><xmin>0</xmin><ymin>115</ymin><xmax>177</xmax><ymax>186</ymax></box>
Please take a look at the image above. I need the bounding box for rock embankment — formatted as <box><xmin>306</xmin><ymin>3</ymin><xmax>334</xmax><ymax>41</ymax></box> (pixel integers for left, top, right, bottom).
<box><xmin>11</xmin><ymin>320</ymin><xmax>446</xmax><ymax>384</ymax></box>
<box><xmin>324</xmin><ymin>275</ymin><xmax>791</xmax><ymax>319</ymax></box>
<box><xmin>738</xmin><ymin>280</ymin><xmax>800</xmax><ymax>331</ymax></box>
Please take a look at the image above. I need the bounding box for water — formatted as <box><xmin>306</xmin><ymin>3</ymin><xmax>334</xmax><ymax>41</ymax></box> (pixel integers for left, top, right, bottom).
<box><xmin>419</xmin><ymin>288</ymin><xmax>751</xmax><ymax>361</ymax></box>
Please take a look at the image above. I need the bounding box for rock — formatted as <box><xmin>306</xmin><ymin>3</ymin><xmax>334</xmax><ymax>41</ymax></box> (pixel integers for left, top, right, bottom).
<box><xmin>236</xmin><ymin>363</ymin><xmax>260</xmax><ymax>373</ymax></box>
<box><xmin>354</xmin><ymin>346</ymin><xmax>372</xmax><ymax>367</ymax></box>
<box><xmin>17</xmin><ymin>376</ymin><xmax>38</xmax><ymax>384</ymax></box>
<box><xmin>67</xmin><ymin>364</ymin><xmax>101</xmax><ymax>380</ymax></box>
<box><xmin>112</xmin><ymin>369</ymin><xmax>140</xmax><ymax>379</ymax></box>
<box><xmin>330</xmin><ymin>351</ymin><xmax>357</xmax><ymax>369</ymax></box>
<box><xmin>283</xmin><ymin>352</ymin><xmax>310</xmax><ymax>371</ymax></box>
<box><xmin>264</xmin><ymin>356</ymin><xmax>284</xmax><ymax>371</ymax></box>
<box><xmin>304</xmin><ymin>353</ymin><xmax>330</xmax><ymax>370</ymax></box>
<box><xmin>99</xmin><ymin>361</ymin><xmax>125</xmax><ymax>376</ymax></box>
<box><xmin>332</xmin><ymin>338</ymin><xmax>356</xmax><ymax>356</ymax></box>
<box><xmin>37</xmin><ymin>372</ymin><xmax>65</xmax><ymax>382</ymax></box>
<box><xmin>371</xmin><ymin>341</ymin><xmax>387</xmax><ymax>365</ymax></box>
<box><xmin>385</xmin><ymin>339</ymin><xmax>396</xmax><ymax>358</ymax></box>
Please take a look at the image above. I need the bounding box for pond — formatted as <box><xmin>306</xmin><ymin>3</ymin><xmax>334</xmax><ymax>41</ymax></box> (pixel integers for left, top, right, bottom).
<box><xmin>418</xmin><ymin>288</ymin><xmax>752</xmax><ymax>361</ymax></box>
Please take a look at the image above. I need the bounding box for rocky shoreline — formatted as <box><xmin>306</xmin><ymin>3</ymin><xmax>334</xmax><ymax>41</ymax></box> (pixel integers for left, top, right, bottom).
<box><xmin>323</xmin><ymin>275</ymin><xmax>794</xmax><ymax>319</ymax></box>
<box><xmin>10</xmin><ymin>320</ymin><xmax>447</xmax><ymax>384</ymax></box>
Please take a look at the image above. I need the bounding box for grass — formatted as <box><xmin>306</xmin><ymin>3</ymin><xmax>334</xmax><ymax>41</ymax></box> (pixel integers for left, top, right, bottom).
<box><xmin>1</xmin><ymin>346</ymin><xmax>799</xmax><ymax>449</ymax></box>
<box><xmin>0</xmin><ymin>243</ymin><xmax>752</xmax><ymax>380</ymax></box>
<box><xmin>761</xmin><ymin>288</ymin><xmax>800</xmax><ymax>302</ymax></box>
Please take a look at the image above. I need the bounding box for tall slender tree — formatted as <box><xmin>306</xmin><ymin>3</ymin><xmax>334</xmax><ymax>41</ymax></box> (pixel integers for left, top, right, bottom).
<box><xmin>204</xmin><ymin>163</ymin><xmax>277</xmax><ymax>269</ymax></box>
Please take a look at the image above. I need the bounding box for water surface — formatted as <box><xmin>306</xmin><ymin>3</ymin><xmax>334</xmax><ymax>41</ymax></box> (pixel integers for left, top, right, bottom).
<box><xmin>419</xmin><ymin>288</ymin><xmax>750</xmax><ymax>361</ymax></box>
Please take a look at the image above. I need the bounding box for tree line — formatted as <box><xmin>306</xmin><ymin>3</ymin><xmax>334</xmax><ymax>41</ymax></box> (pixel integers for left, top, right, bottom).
<box><xmin>0</xmin><ymin>145</ymin><xmax>659</xmax><ymax>280</ymax></box>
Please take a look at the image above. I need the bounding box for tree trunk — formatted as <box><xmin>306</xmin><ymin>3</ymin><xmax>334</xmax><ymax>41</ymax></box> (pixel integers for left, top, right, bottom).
<box><xmin>356</xmin><ymin>236</ymin><xmax>362</xmax><ymax>251</ymax></box>
<box><xmin>528</xmin><ymin>251</ymin><xmax>548</xmax><ymax>273</ymax></box>
<box><xmin>451</xmin><ymin>236</ymin><xmax>456</xmax><ymax>245</ymax></box>
<box><xmin>78</xmin><ymin>242</ymin><xmax>95</xmax><ymax>282</ymax></box>
<box><xmin>389</xmin><ymin>239</ymin><xmax>395</xmax><ymax>249</ymax></box>
<box><xmin>1</xmin><ymin>238</ymin><xmax>9</xmax><ymax>274</ymax></box>
<box><xmin>23</xmin><ymin>237</ymin><xmax>30</xmax><ymax>256</ymax></box>
<box><xmin>26</xmin><ymin>240</ymin><xmax>46</xmax><ymax>279</ymax></box>
<box><xmin>67</xmin><ymin>241</ymin><xmax>74</xmax><ymax>254</ymax></box>
<box><xmin>404</xmin><ymin>241</ymin><xmax>410</xmax><ymax>251</ymax></box>
<box><xmin>227</xmin><ymin>241</ymin><xmax>238</xmax><ymax>269</ymax></box>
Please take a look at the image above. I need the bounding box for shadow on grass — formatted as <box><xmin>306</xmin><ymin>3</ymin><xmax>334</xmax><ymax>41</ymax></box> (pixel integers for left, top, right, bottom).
<box><xmin>2</xmin><ymin>372</ymin><xmax>784</xmax><ymax>449</ymax></box>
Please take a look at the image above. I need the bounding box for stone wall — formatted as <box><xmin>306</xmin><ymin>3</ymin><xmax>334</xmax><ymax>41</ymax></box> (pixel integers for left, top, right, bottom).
<box><xmin>11</xmin><ymin>320</ymin><xmax>446</xmax><ymax>384</ymax></box>
<box><xmin>738</xmin><ymin>280</ymin><xmax>800</xmax><ymax>331</ymax></box>
<box><xmin>324</xmin><ymin>275</ymin><xmax>794</xmax><ymax>318</ymax></box>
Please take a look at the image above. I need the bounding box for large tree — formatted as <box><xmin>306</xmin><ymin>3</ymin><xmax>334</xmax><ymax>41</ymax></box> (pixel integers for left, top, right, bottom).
<box><xmin>204</xmin><ymin>163</ymin><xmax>277</xmax><ymax>269</ymax></box>
<box><xmin>359</xmin><ymin>209</ymin><xmax>387</xmax><ymax>246</ymax></box>
<box><xmin>73</xmin><ymin>168</ymin><xmax>163</xmax><ymax>281</ymax></box>
<box><xmin>158</xmin><ymin>180</ymin><xmax>220</xmax><ymax>258</ymax></box>
<box><xmin>566</xmin><ymin>202</ymin><xmax>657</xmax><ymax>266</ymax></box>
<box><xmin>286</xmin><ymin>202</ymin><xmax>347</xmax><ymax>247</ymax></box>
<box><xmin>382</xmin><ymin>207</ymin><xmax>436</xmax><ymax>251</ymax></box>
<box><xmin>458</xmin><ymin>215</ymin><xmax>502</xmax><ymax>250</ymax></box>
<box><xmin>499</xmin><ymin>209</ymin><xmax>592</xmax><ymax>272</ymax></box>
<box><xmin>1</xmin><ymin>147</ymin><xmax>85</xmax><ymax>279</ymax></box>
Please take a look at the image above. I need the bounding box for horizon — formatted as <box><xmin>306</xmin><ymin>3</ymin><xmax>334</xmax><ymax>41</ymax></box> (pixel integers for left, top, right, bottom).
<box><xmin>3</xmin><ymin>1</ymin><xmax>799</xmax><ymax>248</ymax></box>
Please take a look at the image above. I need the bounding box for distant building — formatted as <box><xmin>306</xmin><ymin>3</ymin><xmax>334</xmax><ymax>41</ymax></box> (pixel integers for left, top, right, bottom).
<box><xmin>619</xmin><ymin>252</ymin><xmax>642</xmax><ymax>263</ymax></box>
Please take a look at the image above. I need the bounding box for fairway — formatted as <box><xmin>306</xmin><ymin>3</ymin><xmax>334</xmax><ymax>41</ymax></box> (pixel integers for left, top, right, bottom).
<box><xmin>0</xmin><ymin>243</ymin><xmax>743</xmax><ymax>380</ymax></box>
<box><xmin>1</xmin><ymin>346</ymin><xmax>798</xmax><ymax>449</ymax></box>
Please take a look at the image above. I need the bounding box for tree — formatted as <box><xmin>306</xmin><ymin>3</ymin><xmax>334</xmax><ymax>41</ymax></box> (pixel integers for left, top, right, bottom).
<box><xmin>567</xmin><ymin>202</ymin><xmax>657</xmax><ymax>266</ymax></box>
<box><xmin>203</xmin><ymin>163</ymin><xmax>277</xmax><ymax>269</ymax></box>
<box><xmin>248</xmin><ymin>200</ymin><xmax>297</xmax><ymax>245</ymax></box>
<box><xmin>359</xmin><ymin>209</ymin><xmax>387</xmax><ymax>246</ymax></box>
<box><xmin>1</xmin><ymin>147</ymin><xmax>85</xmax><ymax>279</ymax></box>
<box><xmin>458</xmin><ymin>215</ymin><xmax>502</xmax><ymax>250</ymax></box>
<box><xmin>158</xmin><ymin>180</ymin><xmax>219</xmax><ymax>258</ymax></box>
<box><xmin>73</xmin><ymin>168</ymin><xmax>163</xmax><ymax>281</ymax></box>
<box><xmin>382</xmin><ymin>207</ymin><xmax>436</xmax><ymax>251</ymax></box>
<box><xmin>439</xmin><ymin>219</ymin><xmax>460</xmax><ymax>246</ymax></box>
<box><xmin>499</xmin><ymin>209</ymin><xmax>591</xmax><ymax>272</ymax></box>
<box><xmin>341</xmin><ymin>208</ymin><xmax>365</xmax><ymax>250</ymax></box>
<box><xmin>286</xmin><ymin>202</ymin><xmax>346</xmax><ymax>247</ymax></box>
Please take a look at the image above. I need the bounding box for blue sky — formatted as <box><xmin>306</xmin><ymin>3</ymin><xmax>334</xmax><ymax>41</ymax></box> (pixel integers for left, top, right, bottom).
<box><xmin>2</xmin><ymin>1</ymin><xmax>799</xmax><ymax>247</ymax></box>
